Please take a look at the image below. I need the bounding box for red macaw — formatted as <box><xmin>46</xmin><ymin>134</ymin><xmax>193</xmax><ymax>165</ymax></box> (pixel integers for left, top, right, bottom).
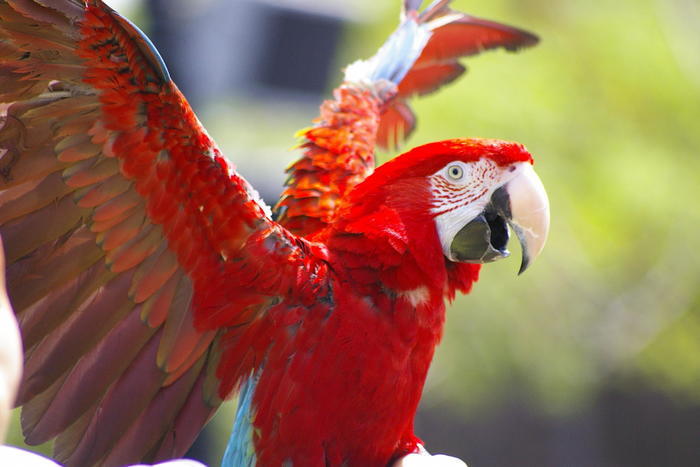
<box><xmin>0</xmin><ymin>0</ymin><xmax>547</xmax><ymax>466</ymax></box>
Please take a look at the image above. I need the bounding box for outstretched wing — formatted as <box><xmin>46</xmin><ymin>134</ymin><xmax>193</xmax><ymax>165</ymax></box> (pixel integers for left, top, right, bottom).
<box><xmin>381</xmin><ymin>2</ymin><xmax>539</xmax><ymax>148</ymax></box>
<box><xmin>274</xmin><ymin>85</ymin><xmax>382</xmax><ymax>237</ymax></box>
<box><xmin>275</xmin><ymin>0</ymin><xmax>538</xmax><ymax>238</ymax></box>
<box><xmin>0</xmin><ymin>1</ymin><xmax>319</xmax><ymax>464</ymax></box>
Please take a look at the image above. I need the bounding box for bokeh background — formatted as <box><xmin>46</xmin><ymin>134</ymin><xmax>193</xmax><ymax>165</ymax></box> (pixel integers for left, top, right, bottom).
<box><xmin>8</xmin><ymin>0</ymin><xmax>700</xmax><ymax>465</ymax></box>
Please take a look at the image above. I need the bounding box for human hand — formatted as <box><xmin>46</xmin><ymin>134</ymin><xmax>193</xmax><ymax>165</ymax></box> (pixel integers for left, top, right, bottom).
<box><xmin>394</xmin><ymin>445</ymin><xmax>468</xmax><ymax>467</ymax></box>
<box><xmin>0</xmin><ymin>237</ymin><xmax>22</xmax><ymax>443</ymax></box>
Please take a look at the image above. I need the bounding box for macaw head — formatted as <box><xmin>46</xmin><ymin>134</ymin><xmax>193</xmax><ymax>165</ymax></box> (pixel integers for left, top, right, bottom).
<box><xmin>339</xmin><ymin>138</ymin><xmax>549</xmax><ymax>280</ymax></box>
<box><xmin>421</xmin><ymin>139</ymin><xmax>549</xmax><ymax>274</ymax></box>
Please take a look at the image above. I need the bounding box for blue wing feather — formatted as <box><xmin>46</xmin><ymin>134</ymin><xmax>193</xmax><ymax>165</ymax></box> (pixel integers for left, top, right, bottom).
<box><xmin>222</xmin><ymin>374</ymin><xmax>259</xmax><ymax>467</ymax></box>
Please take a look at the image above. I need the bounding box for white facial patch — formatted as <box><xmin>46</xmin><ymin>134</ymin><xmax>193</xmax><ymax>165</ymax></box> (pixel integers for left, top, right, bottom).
<box><xmin>430</xmin><ymin>159</ymin><xmax>529</xmax><ymax>260</ymax></box>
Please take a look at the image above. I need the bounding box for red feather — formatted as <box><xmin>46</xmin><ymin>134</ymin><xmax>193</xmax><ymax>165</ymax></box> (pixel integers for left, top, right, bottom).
<box><xmin>377</xmin><ymin>10</ymin><xmax>539</xmax><ymax>150</ymax></box>
<box><xmin>415</xmin><ymin>15</ymin><xmax>539</xmax><ymax>67</ymax></box>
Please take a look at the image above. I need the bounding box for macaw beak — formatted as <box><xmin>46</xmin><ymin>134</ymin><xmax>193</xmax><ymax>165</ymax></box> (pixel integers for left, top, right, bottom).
<box><xmin>449</xmin><ymin>164</ymin><xmax>550</xmax><ymax>274</ymax></box>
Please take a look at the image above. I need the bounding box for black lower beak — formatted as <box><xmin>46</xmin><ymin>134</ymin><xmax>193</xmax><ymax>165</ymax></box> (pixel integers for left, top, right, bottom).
<box><xmin>449</xmin><ymin>187</ymin><xmax>511</xmax><ymax>263</ymax></box>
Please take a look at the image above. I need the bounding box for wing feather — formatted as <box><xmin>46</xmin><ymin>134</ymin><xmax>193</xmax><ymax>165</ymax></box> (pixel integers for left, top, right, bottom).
<box><xmin>31</xmin><ymin>308</ymin><xmax>157</xmax><ymax>440</ymax></box>
<box><xmin>151</xmin><ymin>368</ymin><xmax>220</xmax><ymax>462</ymax></box>
<box><xmin>20</xmin><ymin>270</ymin><xmax>136</xmax><ymax>403</ymax></box>
<box><xmin>61</xmin><ymin>329</ymin><xmax>166</xmax><ymax>466</ymax></box>
<box><xmin>140</xmin><ymin>271</ymin><xmax>185</xmax><ymax>328</ymax></box>
<box><xmin>0</xmin><ymin>1</ymin><xmax>322</xmax><ymax>464</ymax></box>
<box><xmin>51</xmin><ymin>403</ymin><xmax>97</xmax><ymax>461</ymax></box>
<box><xmin>14</xmin><ymin>261</ymin><xmax>113</xmax><ymax>354</ymax></box>
<box><xmin>2</xmin><ymin>195</ymin><xmax>88</xmax><ymax>264</ymax></box>
<box><xmin>129</xmin><ymin>244</ymin><xmax>178</xmax><ymax>303</ymax></box>
<box><xmin>9</xmin><ymin>227</ymin><xmax>103</xmax><ymax>318</ymax></box>
<box><xmin>376</xmin><ymin>9</ymin><xmax>539</xmax><ymax>149</ymax></box>
<box><xmin>0</xmin><ymin>171</ymin><xmax>75</xmax><ymax>224</ymax></box>
<box><xmin>75</xmin><ymin>174</ymin><xmax>132</xmax><ymax>208</ymax></box>
<box><xmin>20</xmin><ymin>371</ymin><xmax>69</xmax><ymax>443</ymax></box>
<box><xmin>102</xmin><ymin>355</ymin><xmax>206</xmax><ymax>466</ymax></box>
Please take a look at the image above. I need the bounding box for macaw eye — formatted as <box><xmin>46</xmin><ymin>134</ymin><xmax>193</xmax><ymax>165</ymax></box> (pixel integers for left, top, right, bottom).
<box><xmin>447</xmin><ymin>164</ymin><xmax>464</xmax><ymax>181</ymax></box>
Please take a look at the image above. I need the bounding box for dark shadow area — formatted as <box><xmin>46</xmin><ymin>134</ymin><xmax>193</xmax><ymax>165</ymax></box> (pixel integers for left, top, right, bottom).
<box><xmin>416</xmin><ymin>377</ymin><xmax>700</xmax><ymax>467</ymax></box>
<box><xmin>146</xmin><ymin>0</ymin><xmax>344</xmax><ymax>108</ymax></box>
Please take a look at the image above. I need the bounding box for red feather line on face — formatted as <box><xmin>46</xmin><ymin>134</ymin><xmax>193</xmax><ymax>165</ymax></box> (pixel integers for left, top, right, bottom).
<box><xmin>430</xmin><ymin>157</ymin><xmax>500</xmax><ymax>217</ymax></box>
<box><xmin>431</xmin><ymin>187</ymin><xmax>489</xmax><ymax>217</ymax></box>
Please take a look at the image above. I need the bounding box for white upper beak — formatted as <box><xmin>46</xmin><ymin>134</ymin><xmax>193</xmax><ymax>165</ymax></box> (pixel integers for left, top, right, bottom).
<box><xmin>505</xmin><ymin>164</ymin><xmax>550</xmax><ymax>274</ymax></box>
<box><xmin>444</xmin><ymin>162</ymin><xmax>550</xmax><ymax>274</ymax></box>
